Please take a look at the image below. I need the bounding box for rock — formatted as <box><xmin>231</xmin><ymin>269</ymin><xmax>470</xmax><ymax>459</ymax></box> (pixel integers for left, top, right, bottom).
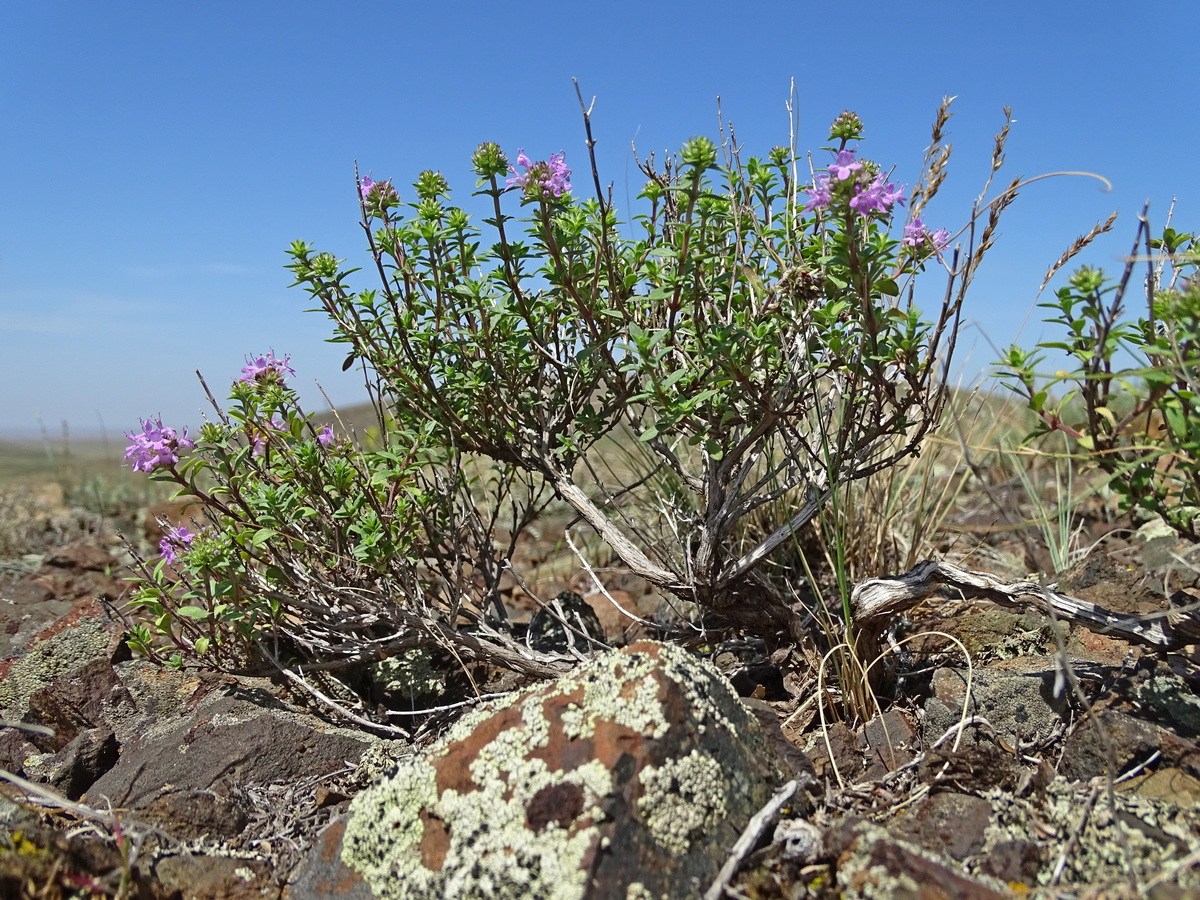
<box><xmin>144</xmin><ymin>496</ymin><xmax>208</xmax><ymax>547</ymax></box>
<box><xmin>25</xmin><ymin>657</ymin><xmax>132</xmax><ymax>750</ymax></box>
<box><xmin>526</xmin><ymin>590</ymin><xmax>606</xmax><ymax>652</ymax></box>
<box><xmin>338</xmin><ymin>640</ymin><xmax>794</xmax><ymax>900</ymax></box>
<box><xmin>85</xmin><ymin>681</ymin><xmax>375</xmax><ymax>815</ymax></box>
<box><xmin>22</xmin><ymin>726</ymin><xmax>119</xmax><ymax>799</ymax></box>
<box><xmin>826</xmin><ymin>819</ymin><xmax>1010</xmax><ymax>899</ymax></box>
<box><xmin>894</xmin><ymin>792</ymin><xmax>993</xmax><ymax>861</ymax></box>
<box><xmin>805</xmin><ymin>709</ymin><xmax>918</xmax><ymax>783</ymax></box>
<box><xmin>139</xmin><ymin>784</ymin><xmax>251</xmax><ymax>840</ymax></box>
<box><xmin>1122</xmin><ymin>767</ymin><xmax>1200</xmax><ymax>808</ymax></box>
<box><xmin>0</xmin><ymin>607</ymin><xmax>123</xmax><ymax>719</ymax></box>
<box><xmin>286</xmin><ymin>817</ymin><xmax>375</xmax><ymax>900</ymax></box>
<box><xmin>152</xmin><ymin>853</ymin><xmax>276</xmax><ymax>900</ymax></box>
<box><xmin>1060</xmin><ymin>709</ymin><xmax>1161</xmax><ymax>781</ymax></box>
<box><xmin>43</xmin><ymin>542</ymin><xmax>115</xmax><ymax>572</ymax></box>
<box><xmin>923</xmin><ymin>659</ymin><xmax>1070</xmax><ymax>749</ymax></box>
<box><xmin>859</xmin><ymin>709</ymin><xmax>918</xmax><ymax>779</ymax></box>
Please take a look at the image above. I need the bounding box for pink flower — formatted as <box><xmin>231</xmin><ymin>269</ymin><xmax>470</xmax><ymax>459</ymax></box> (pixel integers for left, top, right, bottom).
<box><xmin>159</xmin><ymin>526</ymin><xmax>194</xmax><ymax>564</ymax></box>
<box><xmin>124</xmin><ymin>419</ymin><xmax>194</xmax><ymax>473</ymax></box>
<box><xmin>903</xmin><ymin>218</ymin><xmax>951</xmax><ymax>258</ymax></box>
<box><xmin>240</xmin><ymin>352</ymin><xmax>296</xmax><ymax>385</ymax></box>
<box><xmin>804</xmin><ymin>173</ymin><xmax>833</xmax><ymax>212</ymax></box>
<box><xmin>507</xmin><ymin>149</ymin><xmax>572</xmax><ymax>198</ymax></box>
<box><xmin>317</xmin><ymin>424</ymin><xmax>335</xmax><ymax>446</ymax></box>
<box><xmin>849</xmin><ymin>175</ymin><xmax>906</xmax><ymax>217</ymax></box>
<box><xmin>360</xmin><ymin>174</ymin><xmax>398</xmax><ymax>202</ymax></box>
<box><xmin>828</xmin><ymin>149</ymin><xmax>862</xmax><ymax>182</ymax></box>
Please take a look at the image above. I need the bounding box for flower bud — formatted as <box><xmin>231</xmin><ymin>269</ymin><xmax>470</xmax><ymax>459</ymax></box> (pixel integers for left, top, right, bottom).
<box><xmin>471</xmin><ymin>142</ymin><xmax>509</xmax><ymax>179</ymax></box>
<box><xmin>415</xmin><ymin>170</ymin><xmax>450</xmax><ymax>201</ymax></box>
<box><xmin>829</xmin><ymin>111</ymin><xmax>864</xmax><ymax>143</ymax></box>
<box><xmin>680</xmin><ymin>136</ymin><xmax>718</xmax><ymax>172</ymax></box>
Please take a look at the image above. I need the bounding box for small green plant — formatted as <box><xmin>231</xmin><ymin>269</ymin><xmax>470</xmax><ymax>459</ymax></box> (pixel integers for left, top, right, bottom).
<box><xmin>999</xmin><ymin>218</ymin><xmax>1200</xmax><ymax>539</ymax></box>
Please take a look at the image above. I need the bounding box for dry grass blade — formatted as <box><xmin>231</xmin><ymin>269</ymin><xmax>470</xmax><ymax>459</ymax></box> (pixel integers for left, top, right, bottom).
<box><xmin>990</xmin><ymin>107</ymin><xmax>1012</xmax><ymax>173</ymax></box>
<box><xmin>966</xmin><ymin>175</ymin><xmax>1023</xmax><ymax>284</ymax></box>
<box><xmin>1038</xmin><ymin>210</ymin><xmax>1119</xmax><ymax>295</ymax></box>
<box><xmin>909</xmin><ymin>95</ymin><xmax>955</xmax><ymax>222</ymax></box>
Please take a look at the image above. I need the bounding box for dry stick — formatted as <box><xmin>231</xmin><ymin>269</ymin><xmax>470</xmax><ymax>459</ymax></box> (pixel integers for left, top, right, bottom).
<box><xmin>851</xmin><ymin>559</ymin><xmax>1200</xmax><ymax>652</ymax></box>
<box><xmin>563</xmin><ymin>527</ymin><xmax>657</xmax><ymax>629</ymax></box>
<box><xmin>703</xmin><ymin>779</ymin><xmax>799</xmax><ymax>900</ymax></box>
<box><xmin>263</xmin><ymin>650</ymin><xmax>412</xmax><ymax>739</ymax></box>
<box><xmin>0</xmin><ymin>767</ymin><xmax>182</xmax><ymax>868</ymax></box>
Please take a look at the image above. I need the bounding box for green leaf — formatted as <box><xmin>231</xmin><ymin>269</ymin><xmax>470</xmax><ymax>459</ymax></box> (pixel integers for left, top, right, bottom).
<box><xmin>177</xmin><ymin>606</ymin><xmax>210</xmax><ymax>620</ymax></box>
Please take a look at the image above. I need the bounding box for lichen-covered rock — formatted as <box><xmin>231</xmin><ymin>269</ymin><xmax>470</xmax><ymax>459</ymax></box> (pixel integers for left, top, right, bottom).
<box><xmin>341</xmin><ymin>640</ymin><xmax>789</xmax><ymax>900</ymax></box>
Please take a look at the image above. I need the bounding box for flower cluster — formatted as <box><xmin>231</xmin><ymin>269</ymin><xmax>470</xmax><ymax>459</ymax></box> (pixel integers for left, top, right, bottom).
<box><xmin>124</xmin><ymin>419</ymin><xmax>194</xmax><ymax>473</ymax></box>
<box><xmin>250</xmin><ymin>415</ymin><xmax>288</xmax><ymax>457</ymax></box>
<box><xmin>903</xmin><ymin>218</ymin><xmax>951</xmax><ymax>256</ymax></box>
<box><xmin>240</xmin><ymin>352</ymin><xmax>295</xmax><ymax>385</ymax></box>
<box><xmin>804</xmin><ymin>148</ymin><xmax>905</xmax><ymax>219</ymax></box>
<box><xmin>507</xmin><ymin>149</ymin><xmax>571</xmax><ymax>199</ymax></box>
<box><xmin>159</xmin><ymin>525</ymin><xmax>194</xmax><ymax>564</ymax></box>
<box><xmin>359</xmin><ymin>175</ymin><xmax>399</xmax><ymax>202</ymax></box>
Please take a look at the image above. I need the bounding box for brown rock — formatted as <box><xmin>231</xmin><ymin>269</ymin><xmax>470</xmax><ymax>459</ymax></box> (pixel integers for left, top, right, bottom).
<box><xmin>43</xmin><ymin>542</ymin><xmax>115</xmax><ymax>572</ymax></box>
<box><xmin>1060</xmin><ymin>709</ymin><xmax>1160</xmax><ymax>781</ymax></box>
<box><xmin>828</xmin><ymin>819</ymin><xmax>1009</xmax><ymax>899</ymax></box>
<box><xmin>23</xmin><ymin>727</ymin><xmax>119</xmax><ymax>799</ymax></box>
<box><xmin>144</xmin><ymin>497</ymin><xmax>208</xmax><ymax>546</ymax></box>
<box><xmin>26</xmin><ymin>657</ymin><xmax>132</xmax><ymax>750</ymax></box>
<box><xmin>896</xmin><ymin>792</ymin><xmax>993</xmax><ymax>861</ymax></box>
<box><xmin>285</xmin><ymin>817</ymin><xmax>373</xmax><ymax>900</ymax></box>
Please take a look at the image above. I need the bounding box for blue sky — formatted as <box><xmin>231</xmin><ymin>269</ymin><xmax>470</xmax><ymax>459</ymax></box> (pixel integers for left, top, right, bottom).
<box><xmin>1</xmin><ymin>0</ymin><xmax>1193</xmax><ymax>439</ymax></box>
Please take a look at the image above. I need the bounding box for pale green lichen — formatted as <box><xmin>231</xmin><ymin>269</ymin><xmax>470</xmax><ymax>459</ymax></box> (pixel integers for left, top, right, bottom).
<box><xmin>341</xmin><ymin>760</ymin><xmax>440</xmax><ymax>895</ymax></box>
<box><xmin>559</xmin><ymin>650</ymin><xmax>669</xmax><ymax>740</ymax></box>
<box><xmin>343</xmin><ymin>750</ymin><xmax>613</xmax><ymax>900</ymax></box>
<box><xmin>1138</xmin><ymin>674</ymin><xmax>1200</xmax><ymax>735</ymax></box>
<box><xmin>625</xmin><ymin>884</ymin><xmax>658</xmax><ymax>900</ymax></box>
<box><xmin>0</xmin><ymin>619</ymin><xmax>113</xmax><ymax>716</ymax></box>
<box><xmin>974</xmin><ymin>777</ymin><xmax>1200</xmax><ymax>890</ymax></box>
<box><xmin>342</xmin><ymin>642</ymin><xmax>774</xmax><ymax>900</ymax></box>
<box><xmin>440</xmin><ymin>690</ymin><xmax>522</xmax><ymax>747</ymax></box>
<box><xmin>637</xmin><ymin>749</ymin><xmax>728</xmax><ymax>856</ymax></box>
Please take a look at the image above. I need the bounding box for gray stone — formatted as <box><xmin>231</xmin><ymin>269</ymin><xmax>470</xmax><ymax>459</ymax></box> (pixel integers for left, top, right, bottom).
<box><xmin>923</xmin><ymin>659</ymin><xmax>1070</xmax><ymax>749</ymax></box>
<box><xmin>338</xmin><ymin>640</ymin><xmax>795</xmax><ymax>900</ymax></box>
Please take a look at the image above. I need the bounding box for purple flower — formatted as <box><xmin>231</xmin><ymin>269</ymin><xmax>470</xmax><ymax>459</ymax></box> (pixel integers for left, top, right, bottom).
<box><xmin>360</xmin><ymin>174</ymin><xmax>398</xmax><ymax>202</ymax></box>
<box><xmin>250</xmin><ymin>416</ymin><xmax>287</xmax><ymax>457</ymax></box>
<box><xmin>159</xmin><ymin>526</ymin><xmax>194</xmax><ymax>564</ymax></box>
<box><xmin>316</xmin><ymin>424</ymin><xmax>334</xmax><ymax>446</ymax></box>
<box><xmin>828</xmin><ymin>149</ymin><xmax>862</xmax><ymax>182</ymax></box>
<box><xmin>803</xmin><ymin>173</ymin><xmax>833</xmax><ymax>212</ymax></box>
<box><xmin>903</xmin><ymin>218</ymin><xmax>952</xmax><ymax>257</ymax></box>
<box><xmin>507</xmin><ymin>149</ymin><xmax>572</xmax><ymax>199</ymax></box>
<box><xmin>903</xmin><ymin>217</ymin><xmax>929</xmax><ymax>247</ymax></box>
<box><xmin>240</xmin><ymin>352</ymin><xmax>296</xmax><ymax>385</ymax></box>
<box><xmin>850</xmin><ymin>175</ymin><xmax>906</xmax><ymax>217</ymax></box>
<box><xmin>124</xmin><ymin>418</ymin><xmax>195</xmax><ymax>473</ymax></box>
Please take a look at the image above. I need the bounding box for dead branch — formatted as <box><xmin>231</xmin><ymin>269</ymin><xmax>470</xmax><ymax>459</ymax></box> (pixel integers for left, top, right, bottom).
<box><xmin>852</xmin><ymin>559</ymin><xmax>1200</xmax><ymax>652</ymax></box>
